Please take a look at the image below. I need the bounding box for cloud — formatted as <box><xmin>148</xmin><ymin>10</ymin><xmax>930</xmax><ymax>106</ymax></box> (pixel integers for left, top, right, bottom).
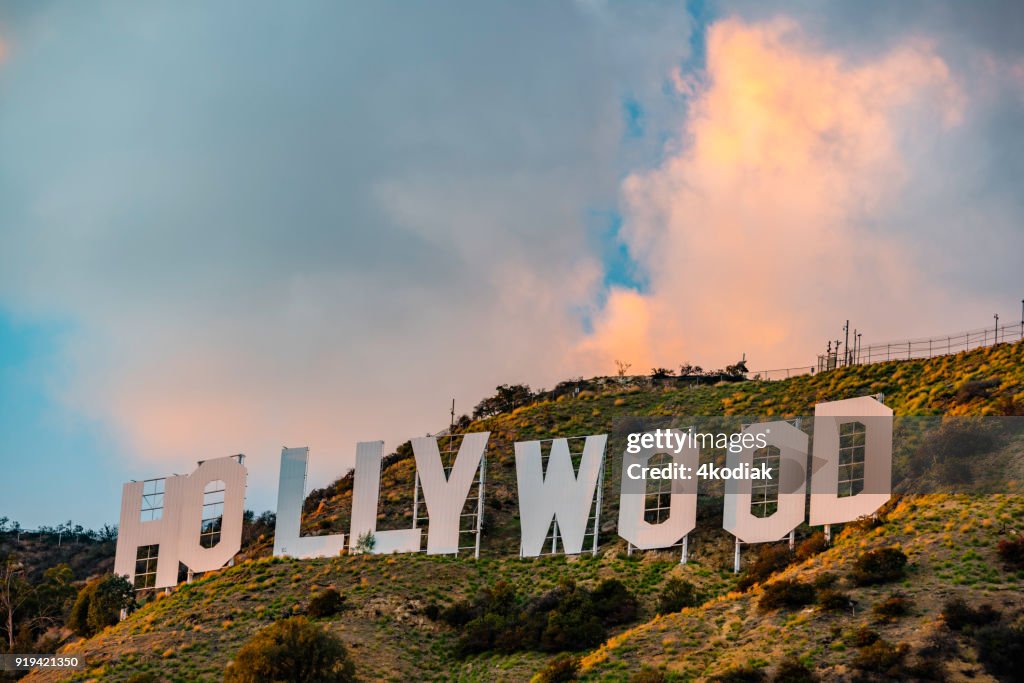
<box><xmin>581</xmin><ymin>16</ymin><xmax>1022</xmax><ymax>374</ymax></box>
<box><xmin>0</xmin><ymin>2</ymin><xmax>691</xmax><ymax>506</ymax></box>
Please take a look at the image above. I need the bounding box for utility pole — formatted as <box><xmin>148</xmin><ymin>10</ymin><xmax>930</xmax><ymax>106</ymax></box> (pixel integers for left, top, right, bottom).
<box><xmin>449</xmin><ymin>399</ymin><xmax>456</xmax><ymax>452</ymax></box>
<box><xmin>857</xmin><ymin>333</ymin><xmax>862</xmax><ymax>364</ymax></box>
<box><xmin>995</xmin><ymin>314</ymin><xmax>999</xmax><ymax>345</ymax></box>
<box><xmin>843</xmin><ymin>321</ymin><xmax>849</xmax><ymax>367</ymax></box>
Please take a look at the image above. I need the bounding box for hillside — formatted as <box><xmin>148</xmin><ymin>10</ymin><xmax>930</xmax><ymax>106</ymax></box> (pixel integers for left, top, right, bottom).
<box><xmin>27</xmin><ymin>340</ymin><xmax>1024</xmax><ymax>682</ymax></box>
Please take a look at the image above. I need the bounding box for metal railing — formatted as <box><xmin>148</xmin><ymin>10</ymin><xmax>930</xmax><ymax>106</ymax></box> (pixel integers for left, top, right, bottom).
<box><xmin>748</xmin><ymin>366</ymin><xmax>816</xmax><ymax>381</ymax></box>
<box><xmin>818</xmin><ymin>320</ymin><xmax>1024</xmax><ymax>371</ymax></box>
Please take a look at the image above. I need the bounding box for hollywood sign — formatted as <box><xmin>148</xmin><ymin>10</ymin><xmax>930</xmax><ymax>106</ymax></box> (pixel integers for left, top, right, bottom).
<box><xmin>114</xmin><ymin>396</ymin><xmax>891</xmax><ymax>589</ymax></box>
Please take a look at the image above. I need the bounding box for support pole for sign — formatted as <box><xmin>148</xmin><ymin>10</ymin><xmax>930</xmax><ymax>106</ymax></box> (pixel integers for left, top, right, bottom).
<box><xmin>412</xmin><ymin>473</ymin><xmax>420</xmax><ymax>530</ymax></box>
<box><xmin>824</xmin><ymin>524</ymin><xmax>831</xmax><ymax>543</ymax></box>
<box><xmin>733</xmin><ymin>538</ymin><xmax>741</xmax><ymax>573</ymax></box>
<box><xmin>475</xmin><ymin>453</ymin><xmax>486</xmax><ymax>560</ymax></box>
<box><xmin>627</xmin><ymin>541</ymin><xmax>632</xmax><ymax>557</ymax></box>
<box><xmin>551</xmin><ymin>520</ymin><xmax>558</xmax><ymax>555</ymax></box>
<box><xmin>789</xmin><ymin>530</ymin><xmax>795</xmax><ymax>551</ymax></box>
<box><xmin>681</xmin><ymin>534</ymin><xmax>688</xmax><ymax>564</ymax></box>
<box><xmin>592</xmin><ymin>455</ymin><xmax>604</xmax><ymax>557</ymax></box>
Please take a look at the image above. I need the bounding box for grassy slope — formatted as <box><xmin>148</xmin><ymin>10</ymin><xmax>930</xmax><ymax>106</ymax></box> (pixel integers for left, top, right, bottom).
<box><xmin>28</xmin><ymin>341</ymin><xmax>1024</xmax><ymax>682</ymax></box>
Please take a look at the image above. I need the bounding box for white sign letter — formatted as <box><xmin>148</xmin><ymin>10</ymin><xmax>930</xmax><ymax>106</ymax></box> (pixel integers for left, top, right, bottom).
<box><xmin>617</xmin><ymin>429</ymin><xmax>698</xmax><ymax>550</ymax></box>
<box><xmin>514</xmin><ymin>435</ymin><xmax>606</xmax><ymax>557</ymax></box>
<box><xmin>411</xmin><ymin>432</ymin><xmax>489</xmax><ymax>555</ymax></box>
<box><xmin>273</xmin><ymin>447</ymin><xmax>347</xmax><ymax>559</ymax></box>
<box><xmin>723</xmin><ymin>421</ymin><xmax>807</xmax><ymax>544</ymax></box>
<box><xmin>809</xmin><ymin>396</ymin><xmax>893</xmax><ymax>526</ymax></box>
<box><xmin>349</xmin><ymin>441</ymin><xmax>421</xmax><ymax>554</ymax></box>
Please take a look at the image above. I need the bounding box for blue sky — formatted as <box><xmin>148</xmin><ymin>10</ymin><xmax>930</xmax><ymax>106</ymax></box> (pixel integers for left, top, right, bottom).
<box><xmin>2</xmin><ymin>1</ymin><xmax>1023</xmax><ymax>528</ymax></box>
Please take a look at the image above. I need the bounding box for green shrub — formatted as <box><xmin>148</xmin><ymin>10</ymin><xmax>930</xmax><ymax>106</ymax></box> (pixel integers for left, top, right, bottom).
<box><xmin>68</xmin><ymin>574</ymin><xmax>136</xmax><ymax>637</ymax></box>
<box><xmin>224</xmin><ymin>616</ymin><xmax>355</xmax><ymax>683</ymax></box>
<box><xmin>758</xmin><ymin>580</ymin><xmax>815</xmax><ymax>612</ymax></box>
<box><xmin>996</xmin><ymin>535</ymin><xmax>1024</xmax><ymax>569</ymax></box>
<box><xmin>795</xmin><ymin>533</ymin><xmax>828</xmax><ymax>561</ymax></box>
<box><xmin>941</xmin><ymin>598</ymin><xmax>1000</xmax><ymax>632</ymax></box>
<box><xmin>850</xmin><ymin>546</ymin><xmax>907</xmax><ymax>586</ymax></box>
<box><xmin>851</xmin><ymin>639</ymin><xmax>908</xmax><ymax>676</ymax></box>
<box><xmin>657</xmin><ymin>577</ymin><xmax>701</xmax><ymax>614</ymax></box>
<box><xmin>446</xmin><ymin>579</ymin><xmax>639</xmax><ymax>657</ymax></box>
<box><xmin>849</xmin><ymin>627</ymin><xmax>879</xmax><ymax>648</ymax></box>
<box><xmin>738</xmin><ymin>545</ymin><xmax>794</xmax><ymax>591</ymax></box>
<box><xmin>873</xmin><ymin>593</ymin><xmax>913</xmax><ymax>620</ymax></box>
<box><xmin>817</xmin><ymin>589</ymin><xmax>854</xmax><ymax>612</ymax></box>
<box><xmin>307</xmin><ymin>588</ymin><xmax>346</xmax><ymax>618</ymax></box>
<box><xmin>630</xmin><ymin>668</ymin><xmax>674</xmax><ymax>683</ymax></box>
<box><xmin>771</xmin><ymin>658</ymin><xmax>817</xmax><ymax>682</ymax></box>
<box><xmin>709</xmin><ymin>665</ymin><xmax>766</xmax><ymax>682</ymax></box>
<box><xmin>533</xmin><ymin>655</ymin><xmax>579</xmax><ymax>683</ymax></box>
<box><xmin>126</xmin><ymin>674</ymin><xmax>158</xmax><ymax>683</ymax></box>
<box><xmin>974</xmin><ymin>623</ymin><xmax>1024</xmax><ymax>679</ymax></box>
<box><xmin>812</xmin><ymin>573</ymin><xmax>837</xmax><ymax>589</ymax></box>
<box><xmin>590</xmin><ymin>579</ymin><xmax>638</xmax><ymax>625</ymax></box>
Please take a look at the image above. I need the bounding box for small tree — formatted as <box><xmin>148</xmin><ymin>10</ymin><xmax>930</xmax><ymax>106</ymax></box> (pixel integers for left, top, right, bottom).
<box><xmin>851</xmin><ymin>547</ymin><xmax>907</xmax><ymax>586</ymax></box>
<box><xmin>657</xmin><ymin>577</ymin><xmax>701</xmax><ymax>614</ymax></box>
<box><xmin>650</xmin><ymin>368</ymin><xmax>675</xmax><ymax>380</ymax></box>
<box><xmin>0</xmin><ymin>555</ymin><xmax>31</xmax><ymax>650</ymax></box>
<box><xmin>69</xmin><ymin>574</ymin><xmax>135</xmax><ymax>637</ymax></box>
<box><xmin>225</xmin><ymin>617</ymin><xmax>356</xmax><ymax>683</ymax></box>
<box><xmin>614</xmin><ymin>360</ymin><xmax>632</xmax><ymax>378</ymax></box>
<box><xmin>534</xmin><ymin>655</ymin><xmax>579</xmax><ymax>682</ymax></box>
<box><xmin>307</xmin><ymin>589</ymin><xmax>346</xmax><ymax>618</ymax></box>
<box><xmin>353</xmin><ymin>531</ymin><xmax>376</xmax><ymax>555</ymax></box>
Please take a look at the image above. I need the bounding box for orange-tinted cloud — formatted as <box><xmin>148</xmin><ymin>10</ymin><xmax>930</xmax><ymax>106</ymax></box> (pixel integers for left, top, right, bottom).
<box><xmin>581</xmin><ymin>17</ymin><xmax>975</xmax><ymax>374</ymax></box>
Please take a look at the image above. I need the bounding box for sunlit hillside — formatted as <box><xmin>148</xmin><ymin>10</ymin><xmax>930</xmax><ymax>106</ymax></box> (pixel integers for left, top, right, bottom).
<box><xmin>27</xmin><ymin>340</ymin><xmax>1024</xmax><ymax>682</ymax></box>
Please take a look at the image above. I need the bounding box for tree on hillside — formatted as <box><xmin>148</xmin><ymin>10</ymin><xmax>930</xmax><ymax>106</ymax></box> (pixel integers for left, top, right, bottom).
<box><xmin>225</xmin><ymin>616</ymin><xmax>356</xmax><ymax>683</ymax></box>
<box><xmin>472</xmin><ymin>384</ymin><xmax>535</xmax><ymax>419</ymax></box>
<box><xmin>68</xmin><ymin>574</ymin><xmax>135</xmax><ymax>637</ymax></box>
<box><xmin>0</xmin><ymin>554</ymin><xmax>31</xmax><ymax>650</ymax></box>
<box><xmin>614</xmin><ymin>360</ymin><xmax>632</xmax><ymax>377</ymax></box>
<box><xmin>650</xmin><ymin>368</ymin><xmax>675</xmax><ymax>380</ymax></box>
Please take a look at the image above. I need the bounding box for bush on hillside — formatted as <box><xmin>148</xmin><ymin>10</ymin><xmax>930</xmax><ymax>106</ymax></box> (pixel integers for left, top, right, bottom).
<box><xmin>738</xmin><ymin>544</ymin><xmax>795</xmax><ymax>591</ymax></box>
<box><xmin>442</xmin><ymin>579</ymin><xmax>640</xmax><ymax>657</ymax></box>
<box><xmin>851</xmin><ymin>639</ymin><xmax>908</xmax><ymax>676</ymax></box>
<box><xmin>795</xmin><ymin>533</ymin><xmax>828</xmax><ymax>561</ymax></box>
<box><xmin>533</xmin><ymin>655</ymin><xmax>579</xmax><ymax>682</ymax></box>
<box><xmin>817</xmin><ymin>588</ymin><xmax>854</xmax><ymax>612</ymax></box>
<box><xmin>997</xmin><ymin>534</ymin><xmax>1024</xmax><ymax>569</ymax></box>
<box><xmin>307</xmin><ymin>588</ymin><xmax>346</xmax><ymax>618</ymax></box>
<box><xmin>758</xmin><ymin>580</ymin><xmax>815</xmax><ymax>612</ymax></box>
<box><xmin>224</xmin><ymin>616</ymin><xmax>355</xmax><ymax>683</ymax></box>
<box><xmin>772</xmin><ymin>658</ymin><xmax>818</xmax><ymax>682</ymax></box>
<box><xmin>708</xmin><ymin>665</ymin><xmax>766</xmax><ymax>682</ymax></box>
<box><xmin>974</xmin><ymin>623</ymin><xmax>1024</xmax><ymax>680</ymax></box>
<box><xmin>940</xmin><ymin>598</ymin><xmax>1000</xmax><ymax>632</ymax></box>
<box><xmin>849</xmin><ymin>627</ymin><xmax>880</xmax><ymax>647</ymax></box>
<box><xmin>850</xmin><ymin>546</ymin><xmax>907</xmax><ymax>586</ymax></box>
<box><xmin>656</xmin><ymin>577</ymin><xmax>702</xmax><ymax>614</ymax></box>
<box><xmin>812</xmin><ymin>572</ymin><xmax>837</xmax><ymax>589</ymax></box>
<box><xmin>630</xmin><ymin>668</ymin><xmax>675</xmax><ymax>683</ymax></box>
<box><xmin>590</xmin><ymin>579</ymin><xmax>639</xmax><ymax>624</ymax></box>
<box><xmin>873</xmin><ymin>593</ymin><xmax>913</xmax><ymax>620</ymax></box>
<box><xmin>68</xmin><ymin>574</ymin><xmax>135</xmax><ymax>637</ymax></box>
<box><xmin>472</xmin><ymin>384</ymin><xmax>536</xmax><ymax>419</ymax></box>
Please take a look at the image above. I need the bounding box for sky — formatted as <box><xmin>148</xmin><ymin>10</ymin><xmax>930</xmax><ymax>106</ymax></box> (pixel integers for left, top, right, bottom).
<box><xmin>1</xmin><ymin>1</ymin><xmax>1023</xmax><ymax>528</ymax></box>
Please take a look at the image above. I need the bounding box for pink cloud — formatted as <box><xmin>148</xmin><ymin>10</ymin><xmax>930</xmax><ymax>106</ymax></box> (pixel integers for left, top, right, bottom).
<box><xmin>581</xmin><ymin>18</ymin><xmax>977</xmax><ymax>374</ymax></box>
